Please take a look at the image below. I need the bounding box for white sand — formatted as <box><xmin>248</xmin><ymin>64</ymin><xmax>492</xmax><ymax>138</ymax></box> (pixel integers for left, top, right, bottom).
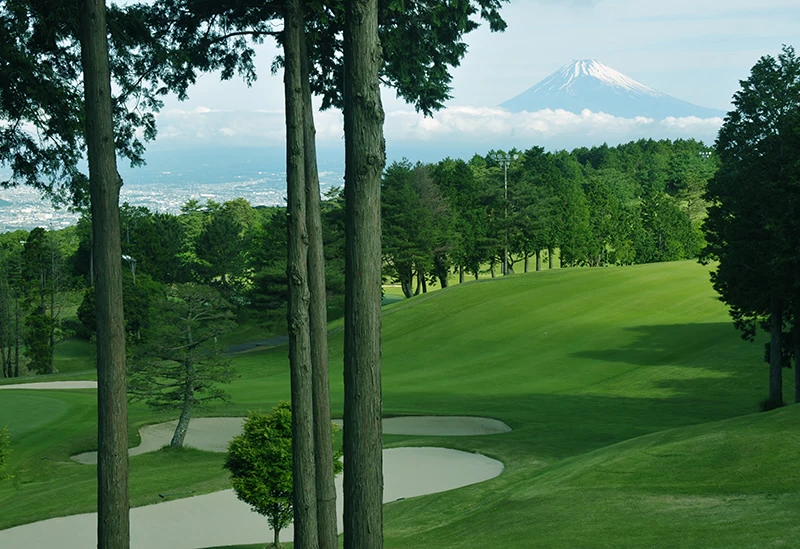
<box><xmin>73</xmin><ymin>416</ymin><xmax>510</xmax><ymax>464</ymax></box>
<box><xmin>3</xmin><ymin>381</ymin><xmax>509</xmax><ymax>548</ymax></box>
<box><xmin>0</xmin><ymin>381</ymin><xmax>97</xmax><ymax>390</ymax></box>
<box><xmin>0</xmin><ymin>447</ymin><xmax>503</xmax><ymax>549</ymax></box>
<box><xmin>72</xmin><ymin>418</ymin><xmax>246</xmax><ymax>464</ymax></box>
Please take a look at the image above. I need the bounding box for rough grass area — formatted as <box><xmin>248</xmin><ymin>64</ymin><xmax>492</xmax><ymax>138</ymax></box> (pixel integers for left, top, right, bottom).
<box><xmin>1</xmin><ymin>260</ymin><xmax>795</xmax><ymax>548</ymax></box>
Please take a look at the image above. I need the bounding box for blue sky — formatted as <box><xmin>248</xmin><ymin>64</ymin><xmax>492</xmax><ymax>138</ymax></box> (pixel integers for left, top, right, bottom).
<box><xmin>149</xmin><ymin>0</ymin><xmax>799</xmax><ymax>162</ymax></box>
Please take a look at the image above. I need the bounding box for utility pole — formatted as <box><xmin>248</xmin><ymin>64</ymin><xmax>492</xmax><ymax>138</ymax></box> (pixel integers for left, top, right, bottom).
<box><xmin>491</xmin><ymin>152</ymin><xmax>517</xmax><ymax>276</ymax></box>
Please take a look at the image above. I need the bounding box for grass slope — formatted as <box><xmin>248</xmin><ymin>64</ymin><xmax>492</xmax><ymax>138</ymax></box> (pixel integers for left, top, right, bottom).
<box><xmin>1</xmin><ymin>260</ymin><xmax>794</xmax><ymax>547</ymax></box>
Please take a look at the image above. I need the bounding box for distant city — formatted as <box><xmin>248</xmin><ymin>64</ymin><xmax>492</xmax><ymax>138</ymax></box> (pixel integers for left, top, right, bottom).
<box><xmin>0</xmin><ymin>146</ymin><xmax>345</xmax><ymax>232</ymax></box>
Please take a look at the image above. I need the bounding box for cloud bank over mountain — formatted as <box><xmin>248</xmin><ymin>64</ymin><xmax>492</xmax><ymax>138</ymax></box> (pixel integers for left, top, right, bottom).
<box><xmin>150</xmin><ymin>59</ymin><xmax>725</xmax><ymax>162</ymax></box>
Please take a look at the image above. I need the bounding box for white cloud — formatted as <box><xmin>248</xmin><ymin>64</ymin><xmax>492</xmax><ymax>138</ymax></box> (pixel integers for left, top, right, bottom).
<box><xmin>381</xmin><ymin>106</ymin><xmax>722</xmax><ymax>152</ymax></box>
<box><xmin>151</xmin><ymin>103</ymin><xmax>723</xmax><ymax>161</ymax></box>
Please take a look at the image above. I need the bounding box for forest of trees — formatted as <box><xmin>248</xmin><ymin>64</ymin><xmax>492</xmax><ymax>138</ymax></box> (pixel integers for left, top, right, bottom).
<box><xmin>0</xmin><ymin>136</ymin><xmax>716</xmax><ymax>378</ymax></box>
<box><xmin>382</xmin><ymin>137</ymin><xmax>715</xmax><ymax>297</ymax></box>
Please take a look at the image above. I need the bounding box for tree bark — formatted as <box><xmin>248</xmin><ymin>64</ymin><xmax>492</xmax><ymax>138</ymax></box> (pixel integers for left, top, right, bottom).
<box><xmin>283</xmin><ymin>1</ymin><xmax>318</xmax><ymax>546</ymax></box>
<box><xmin>170</xmin><ymin>362</ymin><xmax>194</xmax><ymax>447</ymax></box>
<box><xmin>793</xmin><ymin>313</ymin><xmax>800</xmax><ymax>404</ymax></box>
<box><xmin>400</xmin><ymin>275</ymin><xmax>412</xmax><ymax>299</ymax></box>
<box><xmin>300</xmin><ymin>24</ymin><xmax>338</xmax><ymax>549</ymax></box>
<box><xmin>548</xmin><ymin>247</ymin><xmax>554</xmax><ymax>269</ymax></box>
<box><xmin>79</xmin><ymin>0</ymin><xmax>130</xmax><ymax>546</ymax></box>
<box><xmin>459</xmin><ymin>265</ymin><xmax>465</xmax><ymax>284</ymax></box>
<box><xmin>49</xmin><ymin>264</ymin><xmax>55</xmax><ymax>374</ymax></box>
<box><xmin>536</xmin><ymin>250</ymin><xmax>542</xmax><ymax>272</ymax></box>
<box><xmin>14</xmin><ymin>296</ymin><xmax>19</xmax><ymax>377</ymax></box>
<box><xmin>343</xmin><ymin>0</ymin><xmax>385</xmax><ymax>546</ymax></box>
<box><xmin>769</xmin><ymin>295</ymin><xmax>784</xmax><ymax>408</ymax></box>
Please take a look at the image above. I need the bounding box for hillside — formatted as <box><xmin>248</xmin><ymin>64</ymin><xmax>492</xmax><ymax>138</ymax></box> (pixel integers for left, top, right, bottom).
<box><xmin>2</xmin><ymin>260</ymin><xmax>796</xmax><ymax>547</ymax></box>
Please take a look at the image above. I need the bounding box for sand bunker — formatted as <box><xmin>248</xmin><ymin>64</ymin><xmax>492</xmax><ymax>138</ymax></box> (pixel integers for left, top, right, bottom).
<box><xmin>73</xmin><ymin>415</ymin><xmax>510</xmax><ymax>464</ymax></box>
<box><xmin>1</xmin><ymin>447</ymin><xmax>503</xmax><ymax>549</ymax></box>
<box><xmin>6</xmin><ymin>382</ymin><xmax>508</xmax><ymax>548</ymax></box>
<box><xmin>72</xmin><ymin>418</ymin><xmax>246</xmax><ymax>464</ymax></box>
<box><xmin>0</xmin><ymin>380</ymin><xmax>97</xmax><ymax>390</ymax></box>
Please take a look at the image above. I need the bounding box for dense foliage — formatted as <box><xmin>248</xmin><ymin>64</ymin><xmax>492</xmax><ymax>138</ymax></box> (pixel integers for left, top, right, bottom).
<box><xmin>702</xmin><ymin>45</ymin><xmax>800</xmax><ymax>407</ymax></box>
<box><xmin>0</xmin><ymin>136</ymin><xmax>715</xmax><ymax>378</ymax></box>
<box><xmin>382</xmin><ymin>138</ymin><xmax>714</xmax><ymax>293</ymax></box>
<box><xmin>224</xmin><ymin>402</ymin><xmax>342</xmax><ymax>548</ymax></box>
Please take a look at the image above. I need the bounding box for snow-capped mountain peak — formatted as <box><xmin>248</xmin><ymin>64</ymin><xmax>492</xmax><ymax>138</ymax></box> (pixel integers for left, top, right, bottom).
<box><xmin>548</xmin><ymin>59</ymin><xmax>662</xmax><ymax>96</ymax></box>
<box><xmin>500</xmin><ymin>59</ymin><xmax>725</xmax><ymax>119</ymax></box>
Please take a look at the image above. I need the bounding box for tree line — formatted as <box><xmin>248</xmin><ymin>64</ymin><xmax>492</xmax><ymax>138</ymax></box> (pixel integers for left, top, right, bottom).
<box><xmin>382</xmin><ymin>137</ymin><xmax>716</xmax><ymax>297</ymax></box>
<box><xmin>0</xmin><ymin>134</ymin><xmax>715</xmax><ymax>378</ymax></box>
<box><xmin>0</xmin><ymin>196</ymin><xmax>346</xmax><ymax>377</ymax></box>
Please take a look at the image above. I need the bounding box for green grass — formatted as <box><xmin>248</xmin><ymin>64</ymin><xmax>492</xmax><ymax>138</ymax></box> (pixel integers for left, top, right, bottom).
<box><xmin>52</xmin><ymin>338</ymin><xmax>95</xmax><ymax>375</ymax></box>
<box><xmin>1</xmin><ymin>260</ymin><xmax>795</xmax><ymax>547</ymax></box>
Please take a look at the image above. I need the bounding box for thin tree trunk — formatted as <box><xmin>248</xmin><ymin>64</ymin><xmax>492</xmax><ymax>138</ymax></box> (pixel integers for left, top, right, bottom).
<box><xmin>343</xmin><ymin>0</ymin><xmax>385</xmax><ymax>546</ymax></box>
<box><xmin>300</xmin><ymin>25</ymin><xmax>338</xmax><ymax>549</ymax></box>
<box><xmin>170</xmin><ymin>363</ymin><xmax>194</xmax><ymax>448</ymax></box>
<box><xmin>769</xmin><ymin>295</ymin><xmax>784</xmax><ymax>408</ymax></box>
<box><xmin>80</xmin><ymin>0</ymin><xmax>130</xmax><ymax>545</ymax></box>
<box><xmin>49</xmin><ymin>274</ymin><xmax>55</xmax><ymax>375</ymax></box>
<box><xmin>548</xmin><ymin>247</ymin><xmax>554</xmax><ymax>269</ymax></box>
<box><xmin>536</xmin><ymin>250</ymin><xmax>541</xmax><ymax>272</ymax></box>
<box><xmin>400</xmin><ymin>275</ymin><xmax>412</xmax><ymax>299</ymax></box>
<box><xmin>459</xmin><ymin>265</ymin><xmax>464</xmax><ymax>284</ymax></box>
<box><xmin>284</xmin><ymin>2</ymin><xmax>318</xmax><ymax>546</ymax></box>
<box><xmin>524</xmin><ymin>254</ymin><xmax>528</xmax><ymax>273</ymax></box>
<box><xmin>14</xmin><ymin>296</ymin><xmax>20</xmax><ymax>377</ymax></box>
<box><xmin>273</xmin><ymin>525</ymin><xmax>281</xmax><ymax>548</ymax></box>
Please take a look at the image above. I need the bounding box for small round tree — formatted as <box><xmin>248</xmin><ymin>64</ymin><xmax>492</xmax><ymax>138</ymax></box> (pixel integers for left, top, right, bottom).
<box><xmin>225</xmin><ymin>403</ymin><xmax>342</xmax><ymax>548</ymax></box>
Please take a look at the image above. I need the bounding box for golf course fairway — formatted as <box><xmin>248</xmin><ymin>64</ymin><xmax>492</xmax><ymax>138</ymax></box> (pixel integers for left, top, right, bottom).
<box><xmin>1</xmin><ymin>260</ymin><xmax>798</xmax><ymax>547</ymax></box>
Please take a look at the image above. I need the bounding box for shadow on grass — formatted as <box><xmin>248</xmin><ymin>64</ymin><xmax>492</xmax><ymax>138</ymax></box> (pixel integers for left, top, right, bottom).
<box><xmin>383</xmin><ymin>323</ymin><xmax>766</xmax><ymax>459</ymax></box>
<box><xmin>570</xmin><ymin>322</ymin><xmax>767</xmax><ymax>392</ymax></box>
<box><xmin>570</xmin><ymin>322</ymin><xmax>755</xmax><ymax>369</ymax></box>
<box><xmin>383</xmin><ymin>389</ymin><xmax>762</xmax><ymax>462</ymax></box>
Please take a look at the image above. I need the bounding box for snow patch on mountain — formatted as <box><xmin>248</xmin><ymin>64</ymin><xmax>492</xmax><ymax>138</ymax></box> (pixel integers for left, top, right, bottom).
<box><xmin>538</xmin><ymin>59</ymin><xmax>663</xmax><ymax>97</ymax></box>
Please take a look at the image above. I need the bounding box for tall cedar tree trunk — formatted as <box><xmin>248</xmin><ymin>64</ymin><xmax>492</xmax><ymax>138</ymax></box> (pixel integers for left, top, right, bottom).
<box><xmin>769</xmin><ymin>295</ymin><xmax>784</xmax><ymax>407</ymax></box>
<box><xmin>79</xmin><ymin>0</ymin><xmax>130</xmax><ymax>546</ymax></box>
<box><xmin>14</xmin><ymin>297</ymin><xmax>20</xmax><ymax>377</ymax></box>
<box><xmin>284</xmin><ymin>1</ymin><xmax>319</xmax><ymax>545</ymax></box>
<box><xmin>343</xmin><ymin>0</ymin><xmax>385</xmax><ymax>546</ymax></box>
<box><xmin>793</xmin><ymin>313</ymin><xmax>800</xmax><ymax>404</ymax></box>
<box><xmin>300</xmin><ymin>31</ymin><xmax>339</xmax><ymax>549</ymax></box>
<box><xmin>49</xmin><ymin>270</ymin><xmax>55</xmax><ymax>374</ymax></box>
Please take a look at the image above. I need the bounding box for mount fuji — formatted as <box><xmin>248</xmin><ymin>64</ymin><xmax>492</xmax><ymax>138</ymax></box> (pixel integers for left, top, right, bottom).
<box><xmin>500</xmin><ymin>59</ymin><xmax>726</xmax><ymax>120</ymax></box>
